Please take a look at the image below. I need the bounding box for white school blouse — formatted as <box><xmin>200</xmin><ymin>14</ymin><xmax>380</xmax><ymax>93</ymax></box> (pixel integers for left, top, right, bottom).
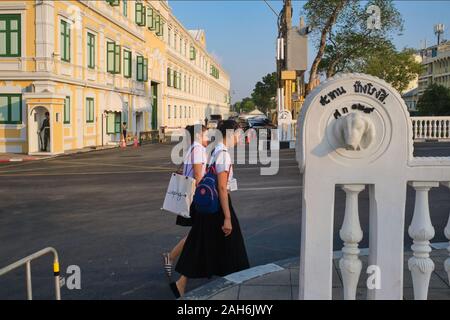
<box><xmin>211</xmin><ymin>143</ymin><xmax>234</xmax><ymax>190</ymax></box>
<box><xmin>183</xmin><ymin>142</ymin><xmax>207</xmax><ymax>178</ymax></box>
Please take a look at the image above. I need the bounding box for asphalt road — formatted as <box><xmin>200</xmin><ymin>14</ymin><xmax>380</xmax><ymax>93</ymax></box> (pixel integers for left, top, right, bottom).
<box><xmin>0</xmin><ymin>142</ymin><xmax>449</xmax><ymax>300</ymax></box>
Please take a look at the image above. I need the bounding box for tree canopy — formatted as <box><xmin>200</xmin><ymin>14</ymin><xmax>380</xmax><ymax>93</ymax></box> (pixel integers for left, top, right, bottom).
<box><xmin>304</xmin><ymin>0</ymin><xmax>404</xmax><ymax>92</ymax></box>
<box><xmin>417</xmin><ymin>84</ymin><xmax>450</xmax><ymax>116</ymax></box>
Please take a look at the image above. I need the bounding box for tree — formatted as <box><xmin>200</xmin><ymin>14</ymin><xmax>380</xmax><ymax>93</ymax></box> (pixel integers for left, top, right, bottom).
<box><xmin>417</xmin><ymin>84</ymin><xmax>450</xmax><ymax>116</ymax></box>
<box><xmin>304</xmin><ymin>0</ymin><xmax>349</xmax><ymax>93</ymax></box>
<box><xmin>304</xmin><ymin>0</ymin><xmax>403</xmax><ymax>92</ymax></box>
<box><xmin>235</xmin><ymin>97</ymin><xmax>255</xmax><ymax>113</ymax></box>
<box><xmin>250</xmin><ymin>72</ymin><xmax>277</xmax><ymax>113</ymax></box>
<box><xmin>356</xmin><ymin>46</ymin><xmax>423</xmax><ymax>93</ymax></box>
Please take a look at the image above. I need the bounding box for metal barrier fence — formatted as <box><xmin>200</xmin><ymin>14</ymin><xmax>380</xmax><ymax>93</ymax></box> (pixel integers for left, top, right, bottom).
<box><xmin>0</xmin><ymin>247</ymin><xmax>61</xmax><ymax>300</ymax></box>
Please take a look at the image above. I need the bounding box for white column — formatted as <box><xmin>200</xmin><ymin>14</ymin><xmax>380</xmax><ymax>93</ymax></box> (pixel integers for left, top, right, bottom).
<box><xmin>441</xmin><ymin>182</ymin><xmax>450</xmax><ymax>284</ymax></box>
<box><xmin>75</xmin><ymin>10</ymin><xmax>83</xmax><ymax>80</ymax></box>
<box><xmin>35</xmin><ymin>0</ymin><xmax>55</xmax><ymax>72</ymax></box>
<box><xmin>98</xmin><ymin>25</ymin><xmax>105</xmax><ymax>83</ymax></box>
<box><xmin>339</xmin><ymin>184</ymin><xmax>365</xmax><ymax>300</ymax></box>
<box><xmin>407</xmin><ymin>181</ymin><xmax>438</xmax><ymax>300</ymax></box>
<box><xmin>444</xmin><ymin>213</ymin><xmax>450</xmax><ymax>285</ymax></box>
<box><xmin>299</xmin><ymin>178</ymin><xmax>335</xmax><ymax>300</ymax></box>
<box><xmin>367</xmin><ymin>182</ymin><xmax>407</xmax><ymax>300</ymax></box>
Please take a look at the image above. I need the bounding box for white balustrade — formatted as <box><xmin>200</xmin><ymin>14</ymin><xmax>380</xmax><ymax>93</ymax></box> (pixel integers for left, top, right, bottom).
<box><xmin>407</xmin><ymin>181</ymin><xmax>438</xmax><ymax>300</ymax></box>
<box><xmin>339</xmin><ymin>184</ymin><xmax>365</xmax><ymax>300</ymax></box>
<box><xmin>297</xmin><ymin>73</ymin><xmax>450</xmax><ymax>300</ymax></box>
<box><xmin>411</xmin><ymin>117</ymin><xmax>450</xmax><ymax>141</ymax></box>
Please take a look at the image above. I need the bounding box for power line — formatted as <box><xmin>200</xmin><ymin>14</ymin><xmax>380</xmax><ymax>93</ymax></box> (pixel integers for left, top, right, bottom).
<box><xmin>263</xmin><ymin>0</ymin><xmax>279</xmax><ymax>18</ymax></box>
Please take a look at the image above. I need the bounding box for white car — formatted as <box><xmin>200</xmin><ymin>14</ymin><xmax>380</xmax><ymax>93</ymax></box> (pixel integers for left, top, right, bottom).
<box><xmin>207</xmin><ymin>120</ymin><xmax>219</xmax><ymax>129</ymax></box>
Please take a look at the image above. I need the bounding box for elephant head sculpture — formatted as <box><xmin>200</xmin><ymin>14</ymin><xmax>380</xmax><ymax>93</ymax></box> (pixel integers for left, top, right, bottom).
<box><xmin>334</xmin><ymin>113</ymin><xmax>375</xmax><ymax>151</ymax></box>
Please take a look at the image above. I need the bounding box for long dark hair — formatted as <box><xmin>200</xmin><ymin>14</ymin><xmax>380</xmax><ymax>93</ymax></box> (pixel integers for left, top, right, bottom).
<box><xmin>185</xmin><ymin>124</ymin><xmax>206</xmax><ymax>145</ymax></box>
<box><xmin>217</xmin><ymin>119</ymin><xmax>239</xmax><ymax>137</ymax></box>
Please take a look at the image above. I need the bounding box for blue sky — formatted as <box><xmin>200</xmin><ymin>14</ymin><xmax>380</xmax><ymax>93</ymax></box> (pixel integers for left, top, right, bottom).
<box><xmin>170</xmin><ymin>1</ymin><xmax>450</xmax><ymax>103</ymax></box>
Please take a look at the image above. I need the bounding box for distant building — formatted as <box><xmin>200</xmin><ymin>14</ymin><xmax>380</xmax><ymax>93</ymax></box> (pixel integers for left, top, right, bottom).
<box><xmin>418</xmin><ymin>41</ymin><xmax>450</xmax><ymax>96</ymax></box>
<box><xmin>402</xmin><ymin>87</ymin><xmax>419</xmax><ymax>113</ymax></box>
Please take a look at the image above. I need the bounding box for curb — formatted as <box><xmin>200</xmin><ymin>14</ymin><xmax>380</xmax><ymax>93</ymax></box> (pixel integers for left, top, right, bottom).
<box><xmin>0</xmin><ymin>157</ymin><xmax>45</xmax><ymax>163</ymax></box>
<box><xmin>182</xmin><ymin>242</ymin><xmax>449</xmax><ymax>300</ymax></box>
<box><xmin>0</xmin><ymin>145</ymin><xmax>119</xmax><ymax>163</ymax></box>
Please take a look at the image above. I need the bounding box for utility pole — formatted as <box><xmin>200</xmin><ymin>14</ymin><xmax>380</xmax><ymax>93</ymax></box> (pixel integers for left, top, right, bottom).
<box><xmin>275</xmin><ymin>0</ymin><xmax>309</xmax><ymax>144</ymax></box>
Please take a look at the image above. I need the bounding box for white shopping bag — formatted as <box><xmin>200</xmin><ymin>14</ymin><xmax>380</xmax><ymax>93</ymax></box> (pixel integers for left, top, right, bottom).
<box><xmin>162</xmin><ymin>173</ymin><xmax>196</xmax><ymax>218</ymax></box>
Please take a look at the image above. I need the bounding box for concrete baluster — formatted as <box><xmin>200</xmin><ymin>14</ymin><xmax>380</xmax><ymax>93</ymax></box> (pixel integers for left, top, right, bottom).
<box><xmin>408</xmin><ymin>181</ymin><xmax>438</xmax><ymax>300</ymax></box>
<box><xmin>339</xmin><ymin>184</ymin><xmax>365</xmax><ymax>300</ymax></box>
<box><xmin>441</xmin><ymin>182</ymin><xmax>450</xmax><ymax>285</ymax></box>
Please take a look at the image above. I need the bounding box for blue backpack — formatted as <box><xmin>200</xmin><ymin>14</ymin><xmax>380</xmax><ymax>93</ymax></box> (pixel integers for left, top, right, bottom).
<box><xmin>193</xmin><ymin>151</ymin><xmax>226</xmax><ymax>214</ymax></box>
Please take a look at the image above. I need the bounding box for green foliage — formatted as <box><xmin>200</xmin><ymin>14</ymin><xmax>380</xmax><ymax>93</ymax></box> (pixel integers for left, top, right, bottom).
<box><xmin>417</xmin><ymin>84</ymin><xmax>450</xmax><ymax>116</ymax></box>
<box><xmin>234</xmin><ymin>97</ymin><xmax>255</xmax><ymax>113</ymax></box>
<box><xmin>304</xmin><ymin>0</ymin><xmax>404</xmax><ymax>91</ymax></box>
<box><xmin>356</xmin><ymin>46</ymin><xmax>423</xmax><ymax>93</ymax></box>
<box><xmin>250</xmin><ymin>72</ymin><xmax>277</xmax><ymax>114</ymax></box>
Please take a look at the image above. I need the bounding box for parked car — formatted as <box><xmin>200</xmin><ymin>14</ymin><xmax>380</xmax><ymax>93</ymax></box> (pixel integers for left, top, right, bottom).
<box><xmin>207</xmin><ymin>119</ymin><xmax>219</xmax><ymax>129</ymax></box>
<box><xmin>238</xmin><ymin>116</ymin><xmax>277</xmax><ymax>143</ymax></box>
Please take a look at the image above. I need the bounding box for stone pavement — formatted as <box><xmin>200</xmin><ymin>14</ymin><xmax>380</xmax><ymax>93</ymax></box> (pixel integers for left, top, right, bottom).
<box><xmin>183</xmin><ymin>246</ymin><xmax>450</xmax><ymax>300</ymax></box>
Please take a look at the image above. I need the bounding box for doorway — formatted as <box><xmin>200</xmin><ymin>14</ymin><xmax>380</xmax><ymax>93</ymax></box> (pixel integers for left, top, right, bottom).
<box><xmin>29</xmin><ymin>106</ymin><xmax>51</xmax><ymax>154</ymax></box>
<box><xmin>151</xmin><ymin>82</ymin><xmax>158</xmax><ymax>130</ymax></box>
<box><xmin>135</xmin><ymin>111</ymin><xmax>144</xmax><ymax>136</ymax></box>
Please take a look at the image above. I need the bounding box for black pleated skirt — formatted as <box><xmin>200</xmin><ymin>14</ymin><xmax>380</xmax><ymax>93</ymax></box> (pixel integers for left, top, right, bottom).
<box><xmin>175</xmin><ymin>195</ymin><xmax>249</xmax><ymax>279</ymax></box>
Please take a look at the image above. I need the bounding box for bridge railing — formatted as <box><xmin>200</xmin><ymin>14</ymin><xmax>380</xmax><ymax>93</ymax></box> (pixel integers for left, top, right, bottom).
<box><xmin>411</xmin><ymin>117</ymin><xmax>450</xmax><ymax>141</ymax></box>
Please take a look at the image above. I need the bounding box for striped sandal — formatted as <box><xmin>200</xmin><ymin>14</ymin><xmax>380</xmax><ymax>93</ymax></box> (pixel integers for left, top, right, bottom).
<box><xmin>162</xmin><ymin>252</ymin><xmax>172</xmax><ymax>279</ymax></box>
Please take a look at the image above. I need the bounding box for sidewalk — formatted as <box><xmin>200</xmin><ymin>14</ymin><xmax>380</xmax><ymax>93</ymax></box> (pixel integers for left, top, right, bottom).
<box><xmin>183</xmin><ymin>246</ymin><xmax>450</xmax><ymax>300</ymax></box>
<box><xmin>0</xmin><ymin>145</ymin><xmax>118</xmax><ymax>162</ymax></box>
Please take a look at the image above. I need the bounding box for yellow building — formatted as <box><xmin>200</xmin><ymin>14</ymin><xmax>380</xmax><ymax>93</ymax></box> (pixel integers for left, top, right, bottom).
<box><xmin>165</xmin><ymin>16</ymin><xmax>231</xmax><ymax>129</ymax></box>
<box><xmin>0</xmin><ymin>0</ymin><xmax>230</xmax><ymax>154</ymax></box>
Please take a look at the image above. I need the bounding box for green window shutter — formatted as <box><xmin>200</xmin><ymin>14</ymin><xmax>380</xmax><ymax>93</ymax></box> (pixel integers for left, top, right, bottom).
<box><xmin>0</xmin><ymin>15</ymin><xmax>21</xmax><ymax>57</ymax></box>
<box><xmin>114</xmin><ymin>113</ymin><xmax>121</xmax><ymax>133</ymax></box>
<box><xmin>107</xmin><ymin>41</ymin><xmax>115</xmax><ymax>73</ymax></box>
<box><xmin>86</xmin><ymin>98</ymin><xmax>94</xmax><ymax>123</ymax></box>
<box><xmin>167</xmin><ymin>68</ymin><xmax>171</xmax><ymax>87</ymax></box>
<box><xmin>0</xmin><ymin>94</ymin><xmax>22</xmax><ymax>124</ymax></box>
<box><xmin>123</xmin><ymin>50</ymin><xmax>131</xmax><ymax>78</ymax></box>
<box><xmin>143</xmin><ymin>58</ymin><xmax>148</xmax><ymax>81</ymax></box>
<box><xmin>190</xmin><ymin>46</ymin><xmax>196</xmax><ymax>61</ymax></box>
<box><xmin>106</xmin><ymin>113</ymin><xmax>115</xmax><ymax>134</ymax></box>
<box><xmin>136</xmin><ymin>55</ymin><xmax>143</xmax><ymax>81</ymax></box>
<box><xmin>135</xmin><ymin>2</ymin><xmax>146</xmax><ymax>26</ymax></box>
<box><xmin>147</xmin><ymin>7</ymin><xmax>154</xmax><ymax>30</ymax></box>
<box><xmin>0</xmin><ymin>19</ymin><xmax>6</xmax><ymax>56</ymax></box>
<box><xmin>114</xmin><ymin>44</ymin><xmax>121</xmax><ymax>74</ymax></box>
<box><xmin>87</xmin><ymin>33</ymin><xmax>95</xmax><ymax>69</ymax></box>
<box><xmin>159</xmin><ymin>20</ymin><xmax>165</xmax><ymax>37</ymax></box>
<box><xmin>156</xmin><ymin>15</ymin><xmax>164</xmax><ymax>37</ymax></box>
<box><xmin>60</xmin><ymin>20</ymin><xmax>70</xmax><ymax>62</ymax></box>
<box><xmin>64</xmin><ymin>96</ymin><xmax>70</xmax><ymax>124</ymax></box>
<box><xmin>107</xmin><ymin>0</ymin><xmax>120</xmax><ymax>6</ymax></box>
<box><xmin>154</xmin><ymin>13</ymin><xmax>161</xmax><ymax>35</ymax></box>
<box><xmin>123</xmin><ymin>0</ymin><xmax>127</xmax><ymax>16</ymax></box>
